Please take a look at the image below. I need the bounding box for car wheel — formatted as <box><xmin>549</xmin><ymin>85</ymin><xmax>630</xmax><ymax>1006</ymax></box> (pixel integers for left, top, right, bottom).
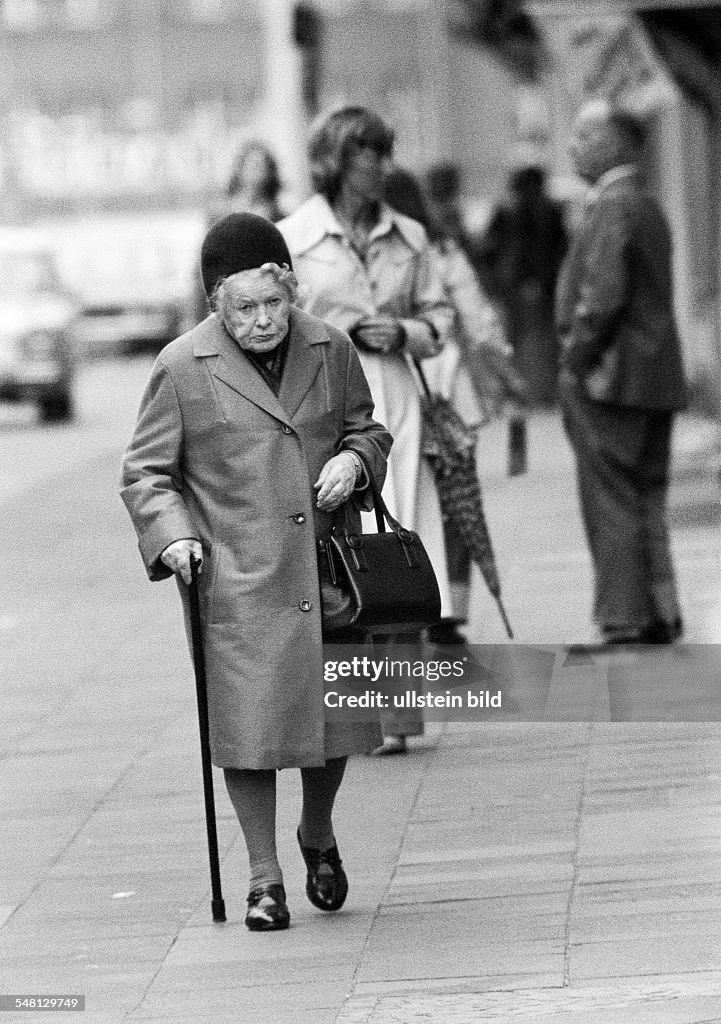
<box><xmin>39</xmin><ymin>391</ymin><xmax>75</xmax><ymax>423</ymax></box>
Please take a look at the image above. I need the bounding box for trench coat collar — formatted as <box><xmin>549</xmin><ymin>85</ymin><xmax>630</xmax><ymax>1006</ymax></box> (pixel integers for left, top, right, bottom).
<box><xmin>288</xmin><ymin>193</ymin><xmax>425</xmax><ymax>256</ymax></box>
<box><xmin>192</xmin><ymin>307</ymin><xmax>330</xmax><ymax>424</ymax></box>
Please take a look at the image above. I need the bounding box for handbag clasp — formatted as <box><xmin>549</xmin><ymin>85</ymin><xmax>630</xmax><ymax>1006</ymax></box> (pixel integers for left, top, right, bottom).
<box><xmin>344</xmin><ymin>532</ymin><xmax>369</xmax><ymax>571</ymax></box>
<box><xmin>397</xmin><ymin>528</ymin><xmax>420</xmax><ymax>568</ymax></box>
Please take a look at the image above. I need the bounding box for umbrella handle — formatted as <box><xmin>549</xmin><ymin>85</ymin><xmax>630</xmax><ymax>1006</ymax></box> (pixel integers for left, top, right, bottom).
<box><xmin>411</xmin><ymin>358</ymin><xmax>433</xmax><ymax>398</ymax></box>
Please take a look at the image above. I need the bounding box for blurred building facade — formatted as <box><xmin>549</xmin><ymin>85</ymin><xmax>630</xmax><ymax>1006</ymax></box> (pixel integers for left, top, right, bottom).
<box><xmin>0</xmin><ymin>0</ymin><xmax>718</xmax><ymax>409</ymax></box>
<box><xmin>531</xmin><ymin>0</ymin><xmax>721</xmax><ymax>413</ymax></box>
<box><xmin>0</xmin><ymin>0</ymin><xmax>308</xmax><ymax>218</ymax></box>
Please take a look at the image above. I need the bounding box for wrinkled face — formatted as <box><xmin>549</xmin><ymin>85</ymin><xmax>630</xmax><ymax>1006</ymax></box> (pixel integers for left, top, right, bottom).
<box><xmin>568</xmin><ymin>107</ymin><xmax>620</xmax><ymax>184</ymax></box>
<box><xmin>341</xmin><ymin>138</ymin><xmax>389</xmax><ymax>203</ymax></box>
<box><xmin>218</xmin><ymin>268</ymin><xmax>291</xmax><ymax>353</ymax></box>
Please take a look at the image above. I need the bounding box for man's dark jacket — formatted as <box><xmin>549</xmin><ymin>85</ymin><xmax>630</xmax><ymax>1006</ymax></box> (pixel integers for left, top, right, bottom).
<box><xmin>555</xmin><ymin>171</ymin><xmax>687</xmax><ymax>409</ymax></box>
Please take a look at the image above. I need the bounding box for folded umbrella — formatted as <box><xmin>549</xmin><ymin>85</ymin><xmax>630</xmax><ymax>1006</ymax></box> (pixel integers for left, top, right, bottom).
<box><xmin>413</xmin><ymin>361</ymin><xmax>514</xmax><ymax>639</ymax></box>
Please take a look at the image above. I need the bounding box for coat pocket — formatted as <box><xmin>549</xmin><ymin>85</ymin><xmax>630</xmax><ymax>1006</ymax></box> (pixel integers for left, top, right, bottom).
<box><xmin>202</xmin><ymin>542</ymin><xmax>223</xmax><ymax>625</ymax></box>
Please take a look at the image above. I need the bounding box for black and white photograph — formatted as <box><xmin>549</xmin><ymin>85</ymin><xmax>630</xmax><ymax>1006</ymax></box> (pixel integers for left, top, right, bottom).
<box><xmin>2</xmin><ymin>1</ymin><xmax>721</xmax><ymax>1022</ymax></box>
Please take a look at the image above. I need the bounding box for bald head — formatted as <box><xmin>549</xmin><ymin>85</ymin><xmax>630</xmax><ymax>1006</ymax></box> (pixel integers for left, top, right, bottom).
<box><xmin>569</xmin><ymin>100</ymin><xmax>645</xmax><ymax>184</ymax></box>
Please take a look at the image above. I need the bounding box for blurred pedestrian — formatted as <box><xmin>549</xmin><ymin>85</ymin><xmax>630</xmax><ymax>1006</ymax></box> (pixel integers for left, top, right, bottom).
<box><xmin>385</xmin><ymin>165</ymin><xmax>520</xmax><ymax>642</ymax></box>
<box><xmin>424</xmin><ymin>162</ymin><xmax>475</xmax><ymax>257</ymax></box>
<box><xmin>121</xmin><ymin>213</ymin><xmax>392</xmax><ymax>930</ymax></box>
<box><xmin>557</xmin><ymin>100</ymin><xmax>687</xmax><ymax>645</ymax></box>
<box><xmin>193</xmin><ymin>141</ymin><xmax>286</xmax><ymax>323</ymax></box>
<box><xmin>278</xmin><ymin>106</ymin><xmax>454</xmax><ymax>756</ymax></box>
<box><xmin>480</xmin><ymin>165</ymin><xmax>567</xmax><ymax>407</ymax></box>
<box><xmin>224</xmin><ymin>140</ymin><xmax>286</xmax><ymax>223</ymax></box>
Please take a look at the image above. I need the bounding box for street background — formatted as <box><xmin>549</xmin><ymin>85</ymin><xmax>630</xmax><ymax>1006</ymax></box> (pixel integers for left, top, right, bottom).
<box><xmin>2</xmin><ymin>1</ymin><xmax>721</xmax><ymax>415</ymax></box>
<box><xmin>1</xmin><ymin>357</ymin><xmax>719</xmax><ymax>1023</ymax></box>
<box><xmin>2</xmin><ymin>1</ymin><xmax>721</xmax><ymax>1020</ymax></box>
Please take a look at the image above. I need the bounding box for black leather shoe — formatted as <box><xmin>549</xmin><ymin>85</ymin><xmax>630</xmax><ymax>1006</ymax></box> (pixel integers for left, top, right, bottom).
<box><xmin>245</xmin><ymin>883</ymin><xmax>290</xmax><ymax>931</ymax></box>
<box><xmin>640</xmin><ymin>617</ymin><xmax>684</xmax><ymax>644</ymax></box>
<box><xmin>601</xmin><ymin>628</ymin><xmax>645</xmax><ymax>645</ymax></box>
<box><xmin>297</xmin><ymin>829</ymin><xmax>348</xmax><ymax>912</ymax></box>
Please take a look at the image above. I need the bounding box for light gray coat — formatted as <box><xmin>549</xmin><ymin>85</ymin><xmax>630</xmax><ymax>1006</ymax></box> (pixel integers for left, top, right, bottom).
<box><xmin>121</xmin><ymin>307</ymin><xmax>391</xmax><ymax>768</ymax></box>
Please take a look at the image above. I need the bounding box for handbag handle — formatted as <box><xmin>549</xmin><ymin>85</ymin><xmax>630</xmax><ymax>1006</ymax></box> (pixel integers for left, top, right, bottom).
<box><xmin>366</xmin><ymin>464</ymin><xmax>386</xmax><ymax>535</ymax></box>
<box><xmin>338</xmin><ymin>357</ymin><xmax>431</xmax><ymax>535</ymax></box>
<box><xmin>338</xmin><ymin>453</ymin><xmax>415</xmax><ymax>547</ymax></box>
<box><xmin>366</xmin><ymin>472</ymin><xmax>416</xmax><ymax>543</ymax></box>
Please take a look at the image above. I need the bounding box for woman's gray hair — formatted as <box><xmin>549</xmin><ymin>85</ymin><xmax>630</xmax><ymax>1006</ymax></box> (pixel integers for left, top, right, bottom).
<box><xmin>308</xmin><ymin>106</ymin><xmax>394</xmax><ymax>203</ymax></box>
<box><xmin>210</xmin><ymin>262</ymin><xmax>298</xmax><ymax>312</ymax></box>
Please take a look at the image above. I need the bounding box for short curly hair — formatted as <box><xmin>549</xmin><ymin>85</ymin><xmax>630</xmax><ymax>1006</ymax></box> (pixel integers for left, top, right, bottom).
<box><xmin>308</xmin><ymin>106</ymin><xmax>394</xmax><ymax>203</ymax></box>
<box><xmin>210</xmin><ymin>262</ymin><xmax>298</xmax><ymax>313</ymax></box>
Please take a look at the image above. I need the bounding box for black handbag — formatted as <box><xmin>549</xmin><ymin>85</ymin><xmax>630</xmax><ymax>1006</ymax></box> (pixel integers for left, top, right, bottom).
<box><xmin>318</xmin><ymin>471</ymin><xmax>441</xmax><ymax>636</ymax></box>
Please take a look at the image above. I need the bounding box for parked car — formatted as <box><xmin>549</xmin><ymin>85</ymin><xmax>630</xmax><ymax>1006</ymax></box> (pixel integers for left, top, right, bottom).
<box><xmin>0</xmin><ymin>229</ymin><xmax>79</xmax><ymax>422</ymax></box>
<box><xmin>54</xmin><ymin>214</ymin><xmax>205</xmax><ymax>356</ymax></box>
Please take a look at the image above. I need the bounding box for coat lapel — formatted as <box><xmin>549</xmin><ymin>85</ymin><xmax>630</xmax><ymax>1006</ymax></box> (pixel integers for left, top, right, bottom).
<box><xmin>196</xmin><ymin>315</ymin><xmax>293</xmax><ymax>426</ymax></box>
<box><xmin>278</xmin><ymin>308</ymin><xmax>330</xmax><ymax>420</ymax></box>
<box><xmin>194</xmin><ymin>308</ymin><xmax>330</xmax><ymax>425</ymax></box>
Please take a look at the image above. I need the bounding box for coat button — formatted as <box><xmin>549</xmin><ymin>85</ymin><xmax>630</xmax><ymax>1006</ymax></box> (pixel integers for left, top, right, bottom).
<box><xmin>281</xmin><ymin>424</ymin><xmax>293</xmax><ymax>434</ymax></box>
<box><xmin>299</xmin><ymin>599</ymin><xmax>312</xmax><ymax>612</ymax></box>
<box><xmin>293</xmin><ymin>513</ymin><xmax>306</xmax><ymax>524</ymax></box>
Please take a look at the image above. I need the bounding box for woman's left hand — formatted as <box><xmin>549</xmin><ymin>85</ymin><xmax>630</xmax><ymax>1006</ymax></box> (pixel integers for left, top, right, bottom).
<box><xmin>314</xmin><ymin>453</ymin><xmax>357</xmax><ymax>511</ymax></box>
<box><xmin>352</xmin><ymin>317</ymin><xmax>405</xmax><ymax>353</ymax></box>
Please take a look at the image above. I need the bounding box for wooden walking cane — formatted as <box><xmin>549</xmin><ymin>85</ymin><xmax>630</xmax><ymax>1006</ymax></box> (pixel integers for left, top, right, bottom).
<box><xmin>188</xmin><ymin>555</ymin><xmax>226</xmax><ymax>923</ymax></box>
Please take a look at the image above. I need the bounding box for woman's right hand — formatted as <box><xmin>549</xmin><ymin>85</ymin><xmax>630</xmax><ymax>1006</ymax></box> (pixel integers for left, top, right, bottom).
<box><xmin>160</xmin><ymin>539</ymin><xmax>203</xmax><ymax>586</ymax></box>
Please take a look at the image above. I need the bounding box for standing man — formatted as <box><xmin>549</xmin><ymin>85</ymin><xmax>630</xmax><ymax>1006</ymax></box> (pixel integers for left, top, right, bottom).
<box><xmin>556</xmin><ymin>100</ymin><xmax>687</xmax><ymax>645</ymax></box>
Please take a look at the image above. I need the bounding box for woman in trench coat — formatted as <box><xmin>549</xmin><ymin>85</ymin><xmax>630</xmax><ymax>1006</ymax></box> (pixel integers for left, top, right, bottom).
<box><xmin>278</xmin><ymin>105</ymin><xmax>454</xmax><ymax>756</ymax></box>
<box><xmin>121</xmin><ymin>214</ymin><xmax>391</xmax><ymax>931</ymax></box>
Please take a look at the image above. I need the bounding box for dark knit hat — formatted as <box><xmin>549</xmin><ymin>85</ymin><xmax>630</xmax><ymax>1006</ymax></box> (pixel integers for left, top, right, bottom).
<box><xmin>200</xmin><ymin>212</ymin><xmax>293</xmax><ymax>299</ymax></box>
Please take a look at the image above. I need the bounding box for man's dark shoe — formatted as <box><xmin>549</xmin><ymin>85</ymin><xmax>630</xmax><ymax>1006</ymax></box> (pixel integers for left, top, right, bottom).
<box><xmin>566</xmin><ymin>632</ymin><xmax>644</xmax><ymax>655</ymax></box>
<box><xmin>297</xmin><ymin>829</ymin><xmax>348</xmax><ymax>912</ymax></box>
<box><xmin>640</xmin><ymin>617</ymin><xmax>684</xmax><ymax>644</ymax></box>
<box><xmin>245</xmin><ymin>883</ymin><xmax>290</xmax><ymax>931</ymax></box>
<box><xmin>601</xmin><ymin>627</ymin><xmax>646</xmax><ymax>646</ymax></box>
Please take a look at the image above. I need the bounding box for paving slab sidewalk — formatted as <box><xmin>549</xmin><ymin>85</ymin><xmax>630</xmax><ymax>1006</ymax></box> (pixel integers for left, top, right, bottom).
<box><xmin>1</xmin><ymin>405</ymin><xmax>719</xmax><ymax>1024</ymax></box>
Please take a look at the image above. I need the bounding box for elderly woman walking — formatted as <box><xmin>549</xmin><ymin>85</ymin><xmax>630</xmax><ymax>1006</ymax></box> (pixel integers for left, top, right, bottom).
<box><xmin>121</xmin><ymin>214</ymin><xmax>391</xmax><ymax>930</ymax></box>
<box><xmin>278</xmin><ymin>105</ymin><xmax>453</xmax><ymax>755</ymax></box>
